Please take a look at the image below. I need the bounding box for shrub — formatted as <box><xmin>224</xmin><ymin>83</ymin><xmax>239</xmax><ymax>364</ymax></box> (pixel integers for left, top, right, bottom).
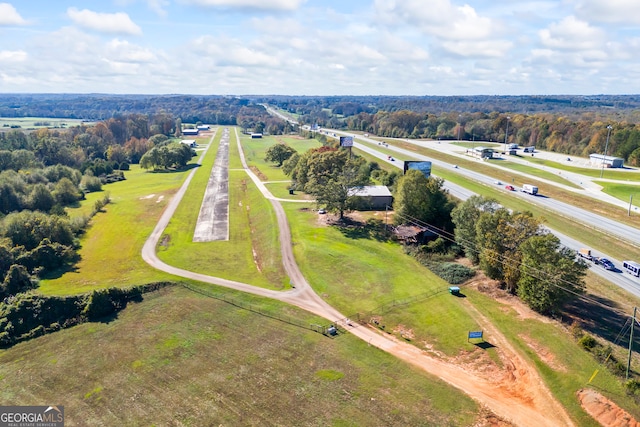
<box><xmin>626</xmin><ymin>379</ymin><xmax>640</xmax><ymax>395</ymax></box>
<box><xmin>578</xmin><ymin>335</ymin><xmax>598</xmax><ymax>351</ymax></box>
<box><xmin>429</xmin><ymin>262</ymin><xmax>476</xmax><ymax>284</ymax></box>
<box><xmin>81</xmin><ymin>175</ymin><xmax>103</xmax><ymax>193</ymax></box>
<box><xmin>0</xmin><ymin>282</ymin><xmax>171</xmax><ymax>348</ymax></box>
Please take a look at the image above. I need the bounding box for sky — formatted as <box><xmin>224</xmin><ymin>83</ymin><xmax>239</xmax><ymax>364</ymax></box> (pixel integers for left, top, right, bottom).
<box><xmin>0</xmin><ymin>0</ymin><xmax>639</xmax><ymax>96</ymax></box>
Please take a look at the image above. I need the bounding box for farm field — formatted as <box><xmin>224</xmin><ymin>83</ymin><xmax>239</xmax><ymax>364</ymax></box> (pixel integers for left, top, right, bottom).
<box><xmin>0</xmin><ymin>116</ymin><xmax>93</xmax><ymax>130</ymax></box>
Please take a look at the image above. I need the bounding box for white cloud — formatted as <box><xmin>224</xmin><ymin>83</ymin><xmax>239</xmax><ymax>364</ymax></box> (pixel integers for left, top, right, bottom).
<box><xmin>182</xmin><ymin>0</ymin><xmax>304</xmax><ymax>11</ymax></box>
<box><xmin>573</xmin><ymin>0</ymin><xmax>640</xmax><ymax>24</ymax></box>
<box><xmin>539</xmin><ymin>16</ymin><xmax>605</xmax><ymax>50</ymax></box>
<box><xmin>67</xmin><ymin>7</ymin><xmax>142</xmax><ymax>35</ymax></box>
<box><xmin>373</xmin><ymin>0</ymin><xmax>511</xmax><ymax>59</ymax></box>
<box><xmin>191</xmin><ymin>35</ymin><xmax>281</xmax><ymax>67</ymax></box>
<box><xmin>374</xmin><ymin>0</ymin><xmax>495</xmax><ymax>40</ymax></box>
<box><xmin>0</xmin><ymin>3</ymin><xmax>27</xmax><ymax>25</ymax></box>
<box><xmin>441</xmin><ymin>39</ymin><xmax>513</xmax><ymax>58</ymax></box>
<box><xmin>105</xmin><ymin>39</ymin><xmax>157</xmax><ymax>63</ymax></box>
<box><xmin>147</xmin><ymin>0</ymin><xmax>169</xmax><ymax>16</ymax></box>
<box><xmin>0</xmin><ymin>50</ymin><xmax>27</xmax><ymax>62</ymax></box>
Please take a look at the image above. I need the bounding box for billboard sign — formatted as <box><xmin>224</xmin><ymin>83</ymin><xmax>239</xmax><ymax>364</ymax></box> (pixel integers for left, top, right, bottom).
<box><xmin>403</xmin><ymin>161</ymin><xmax>432</xmax><ymax>178</ymax></box>
<box><xmin>340</xmin><ymin>136</ymin><xmax>353</xmax><ymax>147</ymax></box>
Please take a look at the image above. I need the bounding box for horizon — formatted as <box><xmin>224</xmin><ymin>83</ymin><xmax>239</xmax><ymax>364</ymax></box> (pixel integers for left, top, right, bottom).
<box><xmin>1</xmin><ymin>1</ymin><xmax>640</xmax><ymax>96</ymax></box>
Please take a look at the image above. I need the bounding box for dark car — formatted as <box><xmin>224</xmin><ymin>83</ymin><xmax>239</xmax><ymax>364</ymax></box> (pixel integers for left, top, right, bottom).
<box><xmin>596</xmin><ymin>258</ymin><xmax>615</xmax><ymax>271</ymax></box>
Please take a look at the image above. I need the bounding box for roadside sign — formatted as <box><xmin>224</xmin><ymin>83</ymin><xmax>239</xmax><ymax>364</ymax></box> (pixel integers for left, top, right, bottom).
<box><xmin>468</xmin><ymin>331</ymin><xmax>483</xmax><ymax>342</ymax></box>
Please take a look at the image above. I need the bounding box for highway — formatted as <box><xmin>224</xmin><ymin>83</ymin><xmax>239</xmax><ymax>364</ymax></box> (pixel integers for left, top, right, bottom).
<box><xmin>321</xmin><ymin>128</ymin><xmax>640</xmax><ymax>298</ymax></box>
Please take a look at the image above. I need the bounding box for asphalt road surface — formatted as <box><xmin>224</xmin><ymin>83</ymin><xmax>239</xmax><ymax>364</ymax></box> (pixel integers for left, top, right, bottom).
<box><xmin>193</xmin><ymin>128</ymin><xmax>230</xmax><ymax>242</ymax></box>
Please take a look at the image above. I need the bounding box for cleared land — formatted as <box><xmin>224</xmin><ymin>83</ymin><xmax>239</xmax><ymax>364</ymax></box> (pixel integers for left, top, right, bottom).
<box><xmin>0</xmin><ymin>116</ymin><xmax>93</xmax><ymax>130</ymax></box>
<box><xmin>0</xmin><ymin>286</ymin><xmax>480</xmax><ymax>426</ymax></box>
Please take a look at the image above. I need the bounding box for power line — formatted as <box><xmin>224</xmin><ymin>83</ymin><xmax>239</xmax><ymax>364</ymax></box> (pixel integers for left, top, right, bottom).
<box><xmin>391</xmin><ymin>209</ymin><xmax>635</xmax><ymax>315</ymax></box>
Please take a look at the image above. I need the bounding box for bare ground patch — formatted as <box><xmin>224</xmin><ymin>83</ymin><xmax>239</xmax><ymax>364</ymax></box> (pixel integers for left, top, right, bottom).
<box><xmin>519</xmin><ymin>334</ymin><xmax>568</xmax><ymax>372</ymax></box>
<box><xmin>578</xmin><ymin>388</ymin><xmax>639</xmax><ymax>427</ymax></box>
<box><xmin>249</xmin><ymin>165</ymin><xmax>268</xmax><ymax>181</ymax></box>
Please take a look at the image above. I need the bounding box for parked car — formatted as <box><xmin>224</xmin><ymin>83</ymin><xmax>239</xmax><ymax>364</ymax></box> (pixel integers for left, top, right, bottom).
<box><xmin>505</xmin><ymin>185</ymin><xmax>515</xmax><ymax>191</ymax></box>
<box><xmin>318</xmin><ymin>209</ymin><xmax>327</xmax><ymax>214</ymax></box>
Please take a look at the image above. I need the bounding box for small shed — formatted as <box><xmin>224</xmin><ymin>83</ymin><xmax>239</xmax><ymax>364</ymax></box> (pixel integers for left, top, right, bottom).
<box><xmin>197</xmin><ymin>125</ymin><xmax>210</xmax><ymax>130</ymax></box>
<box><xmin>348</xmin><ymin>185</ymin><xmax>393</xmax><ymax>210</ymax></box>
<box><xmin>251</xmin><ymin>133</ymin><xmax>263</xmax><ymax>139</ymax></box>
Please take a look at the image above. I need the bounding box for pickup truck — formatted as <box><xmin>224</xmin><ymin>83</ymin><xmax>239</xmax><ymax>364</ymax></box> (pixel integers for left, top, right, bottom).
<box><xmin>578</xmin><ymin>248</ymin><xmax>594</xmax><ymax>261</ymax></box>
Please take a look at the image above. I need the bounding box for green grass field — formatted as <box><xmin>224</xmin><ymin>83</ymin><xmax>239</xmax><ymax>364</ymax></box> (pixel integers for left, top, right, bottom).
<box><xmin>485</xmin><ymin>158</ymin><xmax>581</xmax><ymax>188</ymax></box>
<box><xmin>0</xmin><ymin>116</ymin><xmax>93</xmax><ymax>130</ymax></box>
<box><xmin>240</xmin><ymin>133</ymin><xmax>321</xmax><ymax>181</ymax></box>
<box><xmin>517</xmin><ymin>155</ymin><xmax>640</xmax><ymax>180</ymax></box>
<box><xmin>0</xmin><ymin>285</ymin><xmax>479</xmax><ymax>426</ymax></box>
<box><xmin>39</xmin><ymin>164</ymin><xmax>188</xmax><ymax>295</ymax></box>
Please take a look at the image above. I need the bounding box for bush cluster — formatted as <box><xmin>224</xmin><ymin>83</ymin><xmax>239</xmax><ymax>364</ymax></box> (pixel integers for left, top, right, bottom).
<box><xmin>403</xmin><ymin>240</ymin><xmax>475</xmax><ymax>285</ymax></box>
<box><xmin>576</xmin><ymin>330</ymin><xmax>628</xmax><ymax>381</ymax></box>
<box><xmin>0</xmin><ymin>282</ymin><xmax>171</xmax><ymax>348</ymax></box>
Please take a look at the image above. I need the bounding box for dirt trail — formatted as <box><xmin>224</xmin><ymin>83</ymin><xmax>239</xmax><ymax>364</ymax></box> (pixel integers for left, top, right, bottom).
<box><xmin>141</xmin><ymin>127</ymin><xmax>578</xmax><ymax>427</ymax></box>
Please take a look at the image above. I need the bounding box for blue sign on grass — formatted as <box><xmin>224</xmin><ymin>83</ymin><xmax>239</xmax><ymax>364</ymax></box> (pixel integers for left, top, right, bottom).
<box><xmin>468</xmin><ymin>331</ymin><xmax>483</xmax><ymax>339</ymax></box>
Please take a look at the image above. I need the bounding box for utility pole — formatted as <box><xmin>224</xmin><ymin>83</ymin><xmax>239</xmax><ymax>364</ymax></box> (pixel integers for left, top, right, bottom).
<box><xmin>628</xmin><ymin>306</ymin><xmax>637</xmax><ymax>379</ymax></box>
<box><xmin>504</xmin><ymin>116</ymin><xmax>510</xmax><ymax>153</ymax></box>
<box><xmin>600</xmin><ymin>125</ymin><xmax>613</xmax><ymax>178</ymax></box>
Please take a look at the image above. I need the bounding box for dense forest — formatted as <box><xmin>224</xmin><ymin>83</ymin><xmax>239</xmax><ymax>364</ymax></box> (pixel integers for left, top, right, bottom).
<box><xmin>3</xmin><ymin>93</ymin><xmax>640</xmax><ymax>165</ymax></box>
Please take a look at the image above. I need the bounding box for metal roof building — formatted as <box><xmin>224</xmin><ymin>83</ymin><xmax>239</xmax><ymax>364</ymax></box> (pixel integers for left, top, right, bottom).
<box><xmin>589</xmin><ymin>154</ymin><xmax>624</xmax><ymax>168</ymax></box>
<box><xmin>348</xmin><ymin>185</ymin><xmax>393</xmax><ymax>210</ymax></box>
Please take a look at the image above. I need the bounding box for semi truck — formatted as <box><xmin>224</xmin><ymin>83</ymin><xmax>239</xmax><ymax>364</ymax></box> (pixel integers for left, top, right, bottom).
<box><xmin>522</xmin><ymin>184</ymin><xmax>538</xmax><ymax>195</ymax></box>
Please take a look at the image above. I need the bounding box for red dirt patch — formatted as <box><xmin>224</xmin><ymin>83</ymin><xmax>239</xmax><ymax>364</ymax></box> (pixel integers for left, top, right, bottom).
<box><xmin>578</xmin><ymin>388</ymin><xmax>639</xmax><ymax>427</ymax></box>
<box><xmin>519</xmin><ymin>334</ymin><xmax>567</xmax><ymax>372</ymax></box>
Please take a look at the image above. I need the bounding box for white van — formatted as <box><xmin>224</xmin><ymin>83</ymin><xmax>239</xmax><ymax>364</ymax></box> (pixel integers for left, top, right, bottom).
<box><xmin>522</xmin><ymin>184</ymin><xmax>538</xmax><ymax>195</ymax></box>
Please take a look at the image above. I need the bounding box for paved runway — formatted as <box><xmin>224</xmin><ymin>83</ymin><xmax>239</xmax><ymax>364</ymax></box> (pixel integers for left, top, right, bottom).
<box><xmin>193</xmin><ymin>128</ymin><xmax>230</xmax><ymax>242</ymax></box>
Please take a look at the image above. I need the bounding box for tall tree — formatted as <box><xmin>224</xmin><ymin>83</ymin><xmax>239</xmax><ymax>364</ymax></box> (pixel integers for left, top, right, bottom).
<box><xmin>393</xmin><ymin>171</ymin><xmax>455</xmax><ymax>231</ymax></box>
<box><xmin>308</xmin><ymin>157</ymin><xmax>369</xmax><ymax>218</ymax></box>
<box><xmin>517</xmin><ymin>234</ymin><xmax>588</xmax><ymax>314</ymax></box>
<box><xmin>451</xmin><ymin>195</ymin><xmax>500</xmax><ymax>263</ymax></box>
<box><xmin>264</xmin><ymin>143</ymin><xmax>297</xmax><ymax>167</ymax></box>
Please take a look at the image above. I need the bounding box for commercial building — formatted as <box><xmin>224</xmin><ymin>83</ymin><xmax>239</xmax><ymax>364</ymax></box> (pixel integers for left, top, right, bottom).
<box><xmin>589</xmin><ymin>154</ymin><xmax>624</xmax><ymax>168</ymax></box>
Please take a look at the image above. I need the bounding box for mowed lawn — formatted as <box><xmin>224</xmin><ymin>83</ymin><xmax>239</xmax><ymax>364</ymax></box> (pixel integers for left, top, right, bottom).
<box><xmin>39</xmin><ymin>164</ymin><xmax>190</xmax><ymax>295</ymax></box>
<box><xmin>241</xmin><ymin>134</ymin><xmax>321</xmax><ymax>182</ymax></box>
<box><xmin>0</xmin><ymin>286</ymin><xmax>480</xmax><ymax>427</ymax></box>
<box><xmin>157</xmin><ymin>130</ymin><xmax>287</xmax><ymax>289</ymax></box>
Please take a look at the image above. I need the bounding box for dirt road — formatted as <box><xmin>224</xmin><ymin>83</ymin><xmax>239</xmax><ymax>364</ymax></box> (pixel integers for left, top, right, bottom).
<box><xmin>141</xmin><ymin>127</ymin><xmax>575</xmax><ymax>427</ymax></box>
